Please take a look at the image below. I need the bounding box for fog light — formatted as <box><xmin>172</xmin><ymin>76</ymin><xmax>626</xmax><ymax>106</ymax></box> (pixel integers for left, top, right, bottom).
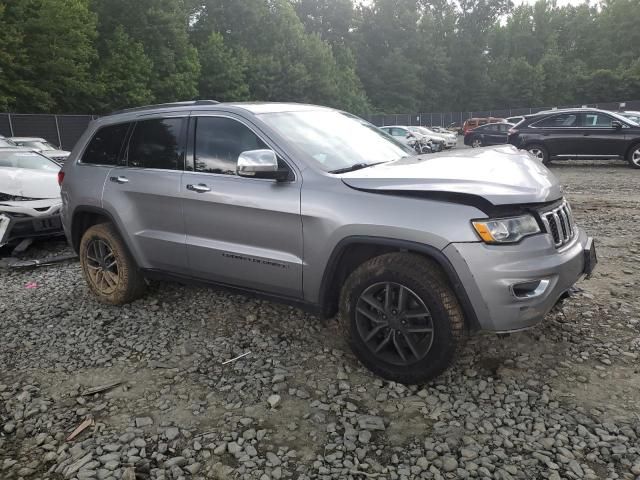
<box><xmin>510</xmin><ymin>279</ymin><xmax>550</xmax><ymax>299</ymax></box>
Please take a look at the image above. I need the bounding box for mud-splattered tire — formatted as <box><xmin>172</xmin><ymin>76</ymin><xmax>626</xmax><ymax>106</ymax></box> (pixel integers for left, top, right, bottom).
<box><xmin>79</xmin><ymin>223</ymin><xmax>146</xmax><ymax>305</ymax></box>
<box><xmin>339</xmin><ymin>253</ymin><xmax>464</xmax><ymax>384</ymax></box>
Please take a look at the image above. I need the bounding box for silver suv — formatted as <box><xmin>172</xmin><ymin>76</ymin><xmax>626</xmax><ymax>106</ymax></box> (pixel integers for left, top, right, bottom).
<box><xmin>60</xmin><ymin>101</ymin><xmax>597</xmax><ymax>384</ymax></box>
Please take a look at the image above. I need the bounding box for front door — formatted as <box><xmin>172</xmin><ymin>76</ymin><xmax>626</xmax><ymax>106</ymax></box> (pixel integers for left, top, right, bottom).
<box><xmin>102</xmin><ymin>116</ymin><xmax>189</xmax><ymax>273</ymax></box>
<box><xmin>181</xmin><ymin>114</ymin><xmax>303</xmax><ymax>298</ymax></box>
<box><xmin>578</xmin><ymin>112</ymin><xmax>629</xmax><ymax>157</ymax></box>
<box><xmin>531</xmin><ymin>112</ymin><xmax>582</xmax><ymax>156</ymax></box>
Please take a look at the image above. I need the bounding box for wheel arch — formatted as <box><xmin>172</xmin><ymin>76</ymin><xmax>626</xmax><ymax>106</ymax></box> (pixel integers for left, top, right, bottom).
<box><xmin>70</xmin><ymin>206</ymin><xmax>125</xmax><ymax>254</ymax></box>
<box><xmin>624</xmin><ymin>139</ymin><xmax>640</xmax><ymax>160</ymax></box>
<box><xmin>318</xmin><ymin>236</ymin><xmax>480</xmax><ymax>331</ymax></box>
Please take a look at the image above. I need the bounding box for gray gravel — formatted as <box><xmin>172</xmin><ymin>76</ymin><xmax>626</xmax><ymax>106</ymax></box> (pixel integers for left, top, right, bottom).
<box><xmin>1</xmin><ymin>159</ymin><xmax>639</xmax><ymax>479</ymax></box>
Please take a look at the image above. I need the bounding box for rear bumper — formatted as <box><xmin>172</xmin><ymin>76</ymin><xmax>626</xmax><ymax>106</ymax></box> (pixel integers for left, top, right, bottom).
<box><xmin>443</xmin><ymin>228</ymin><xmax>592</xmax><ymax>332</ymax></box>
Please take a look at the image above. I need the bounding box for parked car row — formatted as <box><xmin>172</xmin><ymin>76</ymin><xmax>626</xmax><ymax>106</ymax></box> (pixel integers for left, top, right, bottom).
<box><xmin>379</xmin><ymin>125</ymin><xmax>457</xmax><ymax>152</ymax></box>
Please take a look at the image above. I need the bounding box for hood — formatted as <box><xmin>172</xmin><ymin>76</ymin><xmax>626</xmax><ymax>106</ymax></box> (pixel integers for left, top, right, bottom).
<box><xmin>340</xmin><ymin>145</ymin><xmax>562</xmax><ymax>207</ymax></box>
<box><xmin>0</xmin><ymin>167</ymin><xmax>61</xmax><ymax>199</ymax></box>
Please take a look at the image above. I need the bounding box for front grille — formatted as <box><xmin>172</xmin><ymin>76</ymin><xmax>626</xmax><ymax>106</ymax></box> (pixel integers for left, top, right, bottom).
<box><xmin>539</xmin><ymin>200</ymin><xmax>575</xmax><ymax>248</ymax></box>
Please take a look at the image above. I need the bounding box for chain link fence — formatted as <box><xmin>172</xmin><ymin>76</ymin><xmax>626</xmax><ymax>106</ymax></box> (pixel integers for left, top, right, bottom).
<box><xmin>1</xmin><ymin>100</ymin><xmax>639</xmax><ymax>151</ymax></box>
<box><xmin>0</xmin><ymin>114</ymin><xmax>95</xmax><ymax>151</ymax></box>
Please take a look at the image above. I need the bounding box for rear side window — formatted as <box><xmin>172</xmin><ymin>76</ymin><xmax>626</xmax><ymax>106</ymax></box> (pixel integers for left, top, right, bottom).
<box><xmin>194</xmin><ymin>117</ymin><xmax>268</xmax><ymax>175</ymax></box>
<box><xmin>533</xmin><ymin>114</ymin><xmax>578</xmax><ymax>128</ymax></box>
<box><xmin>583</xmin><ymin>113</ymin><xmax>613</xmax><ymax>127</ymax></box>
<box><xmin>82</xmin><ymin>123</ymin><xmax>130</xmax><ymax>165</ymax></box>
<box><xmin>127</xmin><ymin>118</ymin><xmax>184</xmax><ymax>170</ymax></box>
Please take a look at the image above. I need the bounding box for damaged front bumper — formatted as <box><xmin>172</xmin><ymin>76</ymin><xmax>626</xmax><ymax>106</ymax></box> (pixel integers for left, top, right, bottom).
<box><xmin>0</xmin><ymin>200</ymin><xmax>63</xmax><ymax>247</ymax></box>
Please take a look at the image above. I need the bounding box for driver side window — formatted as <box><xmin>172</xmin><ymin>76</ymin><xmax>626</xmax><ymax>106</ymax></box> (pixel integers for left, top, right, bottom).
<box><xmin>194</xmin><ymin>116</ymin><xmax>268</xmax><ymax>175</ymax></box>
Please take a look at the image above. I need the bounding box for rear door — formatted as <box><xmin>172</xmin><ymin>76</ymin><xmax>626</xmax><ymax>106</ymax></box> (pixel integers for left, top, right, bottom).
<box><xmin>482</xmin><ymin>124</ymin><xmax>501</xmax><ymax>144</ymax></box>
<box><xmin>102</xmin><ymin>115</ymin><xmax>188</xmax><ymax>273</ymax></box>
<box><xmin>181</xmin><ymin>114</ymin><xmax>303</xmax><ymax>298</ymax></box>
<box><xmin>530</xmin><ymin>113</ymin><xmax>581</xmax><ymax>156</ymax></box>
<box><xmin>578</xmin><ymin>112</ymin><xmax>629</xmax><ymax>157</ymax></box>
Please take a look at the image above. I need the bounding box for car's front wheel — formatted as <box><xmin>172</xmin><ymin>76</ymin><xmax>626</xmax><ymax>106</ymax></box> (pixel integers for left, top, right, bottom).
<box><xmin>526</xmin><ymin>143</ymin><xmax>550</xmax><ymax>165</ymax></box>
<box><xmin>79</xmin><ymin>223</ymin><xmax>146</xmax><ymax>305</ymax></box>
<box><xmin>339</xmin><ymin>253</ymin><xmax>464</xmax><ymax>384</ymax></box>
<box><xmin>627</xmin><ymin>143</ymin><xmax>640</xmax><ymax>169</ymax></box>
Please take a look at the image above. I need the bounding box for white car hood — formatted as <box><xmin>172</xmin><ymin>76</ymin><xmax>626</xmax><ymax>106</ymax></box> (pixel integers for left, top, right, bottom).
<box><xmin>340</xmin><ymin>145</ymin><xmax>562</xmax><ymax>206</ymax></box>
<box><xmin>0</xmin><ymin>167</ymin><xmax>61</xmax><ymax>199</ymax></box>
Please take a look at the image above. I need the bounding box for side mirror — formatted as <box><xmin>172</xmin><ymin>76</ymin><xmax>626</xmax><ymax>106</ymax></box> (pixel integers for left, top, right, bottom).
<box><xmin>237</xmin><ymin>149</ymin><xmax>288</xmax><ymax>181</ymax></box>
<box><xmin>611</xmin><ymin>120</ymin><xmax>623</xmax><ymax>130</ymax></box>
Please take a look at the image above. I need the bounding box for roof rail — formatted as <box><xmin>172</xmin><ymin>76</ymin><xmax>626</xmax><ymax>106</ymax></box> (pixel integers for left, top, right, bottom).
<box><xmin>108</xmin><ymin>100</ymin><xmax>219</xmax><ymax>116</ymax></box>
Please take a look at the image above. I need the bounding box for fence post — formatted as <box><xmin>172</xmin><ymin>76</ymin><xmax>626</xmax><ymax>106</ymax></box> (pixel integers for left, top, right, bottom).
<box><xmin>54</xmin><ymin>115</ymin><xmax>62</xmax><ymax>149</ymax></box>
<box><xmin>7</xmin><ymin>113</ymin><xmax>14</xmax><ymax>136</ymax></box>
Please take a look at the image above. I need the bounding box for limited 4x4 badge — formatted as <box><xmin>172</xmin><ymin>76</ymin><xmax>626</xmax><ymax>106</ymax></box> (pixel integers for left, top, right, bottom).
<box><xmin>222</xmin><ymin>252</ymin><xmax>288</xmax><ymax>269</ymax></box>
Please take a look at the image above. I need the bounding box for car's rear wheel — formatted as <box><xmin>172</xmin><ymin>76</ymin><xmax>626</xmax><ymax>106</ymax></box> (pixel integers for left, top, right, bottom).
<box><xmin>471</xmin><ymin>137</ymin><xmax>483</xmax><ymax>148</ymax></box>
<box><xmin>526</xmin><ymin>143</ymin><xmax>550</xmax><ymax>165</ymax></box>
<box><xmin>339</xmin><ymin>253</ymin><xmax>464</xmax><ymax>384</ymax></box>
<box><xmin>79</xmin><ymin>223</ymin><xmax>146</xmax><ymax>305</ymax></box>
<box><xmin>627</xmin><ymin>143</ymin><xmax>640</xmax><ymax>169</ymax></box>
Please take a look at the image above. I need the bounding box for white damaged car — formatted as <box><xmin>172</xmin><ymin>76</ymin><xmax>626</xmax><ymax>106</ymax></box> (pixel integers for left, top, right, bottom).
<box><xmin>0</xmin><ymin>149</ymin><xmax>63</xmax><ymax>248</ymax></box>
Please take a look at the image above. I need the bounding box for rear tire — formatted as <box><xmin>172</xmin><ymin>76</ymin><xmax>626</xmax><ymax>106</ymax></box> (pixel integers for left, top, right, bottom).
<box><xmin>339</xmin><ymin>253</ymin><xmax>464</xmax><ymax>384</ymax></box>
<box><xmin>471</xmin><ymin>137</ymin><xmax>483</xmax><ymax>148</ymax></box>
<box><xmin>626</xmin><ymin>143</ymin><xmax>640</xmax><ymax>169</ymax></box>
<box><xmin>79</xmin><ymin>223</ymin><xmax>146</xmax><ymax>305</ymax></box>
<box><xmin>526</xmin><ymin>143</ymin><xmax>550</xmax><ymax>165</ymax></box>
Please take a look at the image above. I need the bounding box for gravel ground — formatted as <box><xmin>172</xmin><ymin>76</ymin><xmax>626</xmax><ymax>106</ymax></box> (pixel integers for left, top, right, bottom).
<box><xmin>1</xmin><ymin>159</ymin><xmax>639</xmax><ymax>480</ymax></box>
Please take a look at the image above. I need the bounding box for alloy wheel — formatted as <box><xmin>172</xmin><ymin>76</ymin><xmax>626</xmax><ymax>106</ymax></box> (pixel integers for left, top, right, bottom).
<box><xmin>632</xmin><ymin>147</ymin><xmax>640</xmax><ymax>167</ymax></box>
<box><xmin>355</xmin><ymin>282</ymin><xmax>435</xmax><ymax>366</ymax></box>
<box><xmin>529</xmin><ymin>148</ymin><xmax>544</xmax><ymax>160</ymax></box>
<box><xmin>472</xmin><ymin>139</ymin><xmax>481</xmax><ymax>148</ymax></box>
<box><xmin>85</xmin><ymin>239</ymin><xmax>119</xmax><ymax>295</ymax></box>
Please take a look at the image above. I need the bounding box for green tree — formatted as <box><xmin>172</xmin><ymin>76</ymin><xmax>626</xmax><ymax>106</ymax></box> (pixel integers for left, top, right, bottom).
<box><xmin>95</xmin><ymin>26</ymin><xmax>154</xmax><ymax>111</ymax></box>
<box><xmin>91</xmin><ymin>0</ymin><xmax>200</xmax><ymax>103</ymax></box>
<box><xmin>198</xmin><ymin>32</ymin><xmax>249</xmax><ymax>102</ymax></box>
<box><xmin>0</xmin><ymin>0</ymin><xmax>97</xmax><ymax>113</ymax></box>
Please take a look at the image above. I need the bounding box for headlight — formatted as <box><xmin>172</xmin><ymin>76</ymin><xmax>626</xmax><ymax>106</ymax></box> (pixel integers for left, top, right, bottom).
<box><xmin>472</xmin><ymin>214</ymin><xmax>540</xmax><ymax>244</ymax></box>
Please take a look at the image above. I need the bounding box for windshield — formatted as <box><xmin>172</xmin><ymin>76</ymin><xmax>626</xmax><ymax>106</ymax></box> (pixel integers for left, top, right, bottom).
<box><xmin>18</xmin><ymin>140</ymin><xmax>57</xmax><ymax>150</ymax></box>
<box><xmin>0</xmin><ymin>151</ymin><xmax>60</xmax><ymax>171</ymax></box>
<box><xmin>259</xmin><ymin>110</ymin><xmax>413</xmax><ymax>172</ymax></box>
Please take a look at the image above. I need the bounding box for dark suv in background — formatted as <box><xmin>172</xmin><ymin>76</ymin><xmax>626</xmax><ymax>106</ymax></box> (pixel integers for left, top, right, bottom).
<box><xmin>508</xmin><ymin>108</ymin><xmax>640</xmax><ymax>168</ymax></box>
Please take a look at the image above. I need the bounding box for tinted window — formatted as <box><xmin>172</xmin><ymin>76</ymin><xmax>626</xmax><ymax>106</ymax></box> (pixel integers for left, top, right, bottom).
<box><xmin>485</xmin><ymin>124</ymin><xmax>499</xmax><ymax>132</ymax></box>
<box><xmin>583</xmin><ymin>113</ymin><xmax>613</xmax><ymax>127</ymax></box>
<box><xmin>194</xmin><ymin>117</ymin><xmax>268</xmax><ymax>175</ymax></box>
<box><xmin>534</xmin><ymin>114</ymin><xmax>578</xmax><ymax>128</ymax></box>
<box><xmin>83</xmin><ymin>123</ymin><xmax>130</xmax><ymax>165</ymax></box>
<box><xmin>498</xmin><ymin>124</ymin><xmax>510</xmax><ymax>132</ymax></box>
<box><xmin>128</xmin><ymin>118</ymin><xmax>184</xmax><ymax>170</ymax></box>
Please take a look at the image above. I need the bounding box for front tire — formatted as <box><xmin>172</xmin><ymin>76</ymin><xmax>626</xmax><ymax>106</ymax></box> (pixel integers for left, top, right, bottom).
<box><xmin>526</xmin><ymin>143</ymin><xmax>550</xmax><ymax>165</ymax></box>
<box><xmin>79</xmin><ymin>223</ymin><xmax>146</xmax><ymax>305</ymax></box>
<box><xmin>626</xmin><ymin>143</ymin><xmax>640</xmax><ymax>169</ymax></box>
<box><xmin>339</xmin><ymin>253</ymin><xmax>464</xmax><ymax>384</ymax></box>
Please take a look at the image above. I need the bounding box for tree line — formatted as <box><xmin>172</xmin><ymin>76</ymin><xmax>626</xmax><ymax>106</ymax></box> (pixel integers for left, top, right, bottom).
<box><xmin>0</xmin><ymin>0</ymin><xmax>638</xmax><ymax>116</ymax></box>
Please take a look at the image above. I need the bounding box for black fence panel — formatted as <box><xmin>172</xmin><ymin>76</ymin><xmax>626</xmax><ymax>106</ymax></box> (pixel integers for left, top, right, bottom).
<box><xmin>368</xmin><ymin>114</ymin><xmax>384</xmax><ymax>126</ymax></box>
<box><xmin>509</xmin><ymin>108</ymin><xmax>531</xmax><ymax>116</ymax></box>
<box><xmin>10</xmin><ymin>114</ymin><xmax>60</xmax><ymax>146</ymax></box>
<box><xmin>58</xmin><ymin>115</ymin><xmax>93</xmax><ymax>150</ymax></box>
<box><xmin>491</xmin><ymin>109</ymin><xmax>511</xmax><ymax>119</ymax></box>
<box><xmin>0</xmin><ymin>114</ymin><xmax>11</xmax><ymax>137</ymax></box>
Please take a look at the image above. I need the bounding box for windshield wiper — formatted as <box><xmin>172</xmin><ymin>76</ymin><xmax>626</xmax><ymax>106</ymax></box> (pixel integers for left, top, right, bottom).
<box><xmin>329</xmin><ymin>161</ymin><xmax>387</xmax><ymax>174</ymax></box>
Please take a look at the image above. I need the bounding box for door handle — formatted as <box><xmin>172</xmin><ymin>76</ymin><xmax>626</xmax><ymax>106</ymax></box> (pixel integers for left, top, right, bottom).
<box><xmin>186</xmin><ymin>183</ymin><xmax>211</xmax><ymax>193</ymax></box>
<box><xmin>583</xmin><ymin>133</ymin><xmax>590</xmax><ymax>136</ymax></box>
<box><xmin>109</xmin><ymin>176</ymin><xmax>129</xmax><ymax>184</ymax></box>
